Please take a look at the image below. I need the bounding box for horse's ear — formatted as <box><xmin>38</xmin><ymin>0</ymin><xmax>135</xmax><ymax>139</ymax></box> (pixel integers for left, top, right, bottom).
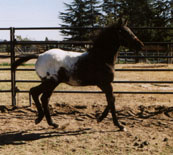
<box><xmin>117</xmin><ymin>18</ymin><xmax>123</xmax><ymax>27</ymax></box>
<box><xmin>117</xmin><ymin>18</ymin><xmax>128</xmax><ymax>27</ymax></box>
<box><xmin>124</xmin><ymin>19</ymin><xmax>128</xmax><ymax>26</ymax></box>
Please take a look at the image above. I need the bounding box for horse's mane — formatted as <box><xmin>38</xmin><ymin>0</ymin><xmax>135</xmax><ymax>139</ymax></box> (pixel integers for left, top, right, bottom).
<box><xmin>88</xmin><ymin>23</ymin><xmax>118</xmax><ymax>53</ymax></box>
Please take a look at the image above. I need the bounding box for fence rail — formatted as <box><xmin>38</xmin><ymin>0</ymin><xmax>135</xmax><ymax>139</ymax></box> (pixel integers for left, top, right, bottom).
<box><xmin>0</xmin><ymin>27</ymin><xmax>173</xmax><ymax>106</ymax></box>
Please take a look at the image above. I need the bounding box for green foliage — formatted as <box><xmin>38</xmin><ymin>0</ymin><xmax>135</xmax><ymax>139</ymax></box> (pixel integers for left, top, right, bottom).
<box><xmin>59</xmin><ymin>0</ymin><xmax>172</xmax><ymax>42</ymax></box>
<box><xmin>59</xmin><ymin>0</ymin><xmax>101</xmax><ymax>41</ymax></box>
<box><xmin>0</xmin><ymin>63</ymin><xmax>10</xmax><ymax>66</ymax></box>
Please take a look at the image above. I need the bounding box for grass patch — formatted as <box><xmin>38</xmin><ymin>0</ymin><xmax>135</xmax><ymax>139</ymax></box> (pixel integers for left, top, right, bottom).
<box><xmin>0</xmin><ymin>63</ymin><xmax>35</xmax><ymax>67</ymax></box>
<box><xmin>0</xmin><ymin>63</ymin><xmax>10</xmax><ymax>66</ymax></box>
<box><xmin>19</xmin><ymin>64</ymin><xmax>35</xmax><ymax>67</ymax></box>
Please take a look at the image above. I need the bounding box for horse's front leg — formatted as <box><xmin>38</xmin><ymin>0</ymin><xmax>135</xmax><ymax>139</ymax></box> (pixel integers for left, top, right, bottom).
<box><xmin>98</xmin><ymin>83</ymin><xmax>125</xmax><ymax>131</ymax></box>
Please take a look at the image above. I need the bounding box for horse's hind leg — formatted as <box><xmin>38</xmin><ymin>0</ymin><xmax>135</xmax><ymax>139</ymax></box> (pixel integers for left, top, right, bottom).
<box><xmin>30</xmin><ymin>84</ymin><xmax>45</xmax><ymax>124</ymax></box>
<box><xmin>40</xmin><ymin>80</ymin><xmax>59</xmax><ymax>128</ymax></box>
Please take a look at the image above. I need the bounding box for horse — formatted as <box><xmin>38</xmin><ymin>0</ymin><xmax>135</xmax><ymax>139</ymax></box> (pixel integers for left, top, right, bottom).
<box><xmin>12</xmin><ymin>19</ymin><xmax>144</xmax><ymax>131</ymax></box>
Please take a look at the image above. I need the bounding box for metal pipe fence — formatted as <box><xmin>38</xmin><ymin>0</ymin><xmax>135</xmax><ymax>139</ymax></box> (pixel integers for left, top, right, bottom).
<box><xmin>0</xmin><ymin>27</ymin><xmax>173</xmax><ymax>106</ymax></box>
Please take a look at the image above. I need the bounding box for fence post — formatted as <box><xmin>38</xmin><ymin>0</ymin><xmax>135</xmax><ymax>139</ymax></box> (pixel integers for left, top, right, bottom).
<box><xmin>10</xmin><ymin>27</ymin><xmax>16</xmax><ymax>106</ymax></box>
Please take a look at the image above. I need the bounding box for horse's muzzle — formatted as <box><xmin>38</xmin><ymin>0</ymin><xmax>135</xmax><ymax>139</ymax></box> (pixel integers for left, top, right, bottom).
<box><xmin>135</xmin><ymin>37</ymin><xmax>144</xmax><ymax>50</ymax></box>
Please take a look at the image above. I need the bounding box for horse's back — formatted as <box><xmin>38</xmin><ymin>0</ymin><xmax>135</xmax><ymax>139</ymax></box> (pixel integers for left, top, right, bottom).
<box><xmin>35</xmin><ymin>48</ymin><xmax>84</xmax><ymax>79</ymax></box>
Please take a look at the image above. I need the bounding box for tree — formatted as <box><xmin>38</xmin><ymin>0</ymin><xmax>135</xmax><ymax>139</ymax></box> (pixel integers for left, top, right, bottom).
<box><xmin>59</xmin><ymin>0</ymin><xmax>172</xmax><ymax>42</ymax></box>
<box><xmin>101</xmin><ymin>0</ymin><xmax>172</xmax><ymax>41</ymax></box>
<box><xmin>85</xmin><ymin>0</ymin><xmax>101</xmax><ymax>27</ymax></box>
<box><xmin>59</xmin><ymin>0</ymin><xmax>86</xmax><ymax>40</ymax></box>
<box><xmin>100</xmin><ymin>0</ymin><xmax>120</xmax><ymax>26</ymax></box>
<box><xmin>59</xmin><ymin>0</ymin><xmax>101</xmax><ymax>41</ymax></box>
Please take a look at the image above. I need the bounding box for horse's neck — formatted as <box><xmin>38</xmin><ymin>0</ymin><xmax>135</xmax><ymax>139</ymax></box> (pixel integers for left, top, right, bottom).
<box><xmin>89</xmin><ymin>45</ymin><xmax>120</xmax><ymax>66</ymax></box>
<box><xmin>89</xmin><ymin>29</ymin><xmax>120</xmax><ymax>65</ymax></box>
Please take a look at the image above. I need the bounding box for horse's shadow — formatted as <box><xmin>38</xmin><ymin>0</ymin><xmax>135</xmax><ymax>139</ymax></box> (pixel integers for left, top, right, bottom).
<box><xmin>0</xmin><ymin>128</ymin><xmax>92</xmax><ymax>146</ymax></box>
<box><xmin>0</xmin><ymin>127</ymin><xmax>122</xmax><ymax>146</ymax></box>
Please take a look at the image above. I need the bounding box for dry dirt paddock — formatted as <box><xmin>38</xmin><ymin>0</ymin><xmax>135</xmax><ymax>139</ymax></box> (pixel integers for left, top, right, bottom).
<box><xmin>0</xmin><ymin>63</ymin><xmax>173</xmax><ymax>155</ymax></box>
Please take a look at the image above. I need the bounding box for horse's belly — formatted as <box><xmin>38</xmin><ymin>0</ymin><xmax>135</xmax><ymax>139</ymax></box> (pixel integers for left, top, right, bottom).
<box><xmin>66</xmin><ymin>77</ymin><xmax>82</xmax><ymax>86</ymax></box>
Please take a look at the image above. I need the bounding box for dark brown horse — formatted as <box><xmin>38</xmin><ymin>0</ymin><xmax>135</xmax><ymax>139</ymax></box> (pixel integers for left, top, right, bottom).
<box><xmin>12</xmin><ymin>19</ymin><xmax>144</xmax><ymax>131</ymax></box>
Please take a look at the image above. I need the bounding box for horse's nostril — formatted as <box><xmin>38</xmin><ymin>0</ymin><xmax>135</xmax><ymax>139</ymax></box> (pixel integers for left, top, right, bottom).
<box><xmin>141</xmin><ymin>42</ymin><xmax>144</xmax><ymax>47</ymax></box>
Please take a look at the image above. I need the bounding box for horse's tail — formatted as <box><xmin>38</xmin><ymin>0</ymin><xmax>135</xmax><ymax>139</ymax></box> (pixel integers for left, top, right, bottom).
<box><xmin>12</xmin><ymin>54</ymin><xmax>39</xmax><ymax>71</ymax></box>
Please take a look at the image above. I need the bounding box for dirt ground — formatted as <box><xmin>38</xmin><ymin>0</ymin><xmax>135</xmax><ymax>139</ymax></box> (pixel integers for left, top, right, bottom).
<box><xmin>0</xmin><ymin>63</ymin><xmax>173</xmax><ymax>155</ymax></box>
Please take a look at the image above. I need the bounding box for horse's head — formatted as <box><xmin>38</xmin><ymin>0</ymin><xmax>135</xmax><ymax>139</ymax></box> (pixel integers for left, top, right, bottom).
<box><xmin>116</xmin><ymin>18</ymin><xmax>144</xmax><ymax>50</ymax></box>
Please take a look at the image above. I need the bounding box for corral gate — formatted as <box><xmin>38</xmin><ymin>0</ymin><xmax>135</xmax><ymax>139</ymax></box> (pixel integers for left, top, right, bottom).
<box><xmin>0</xmin><ymin>27</ymin><xmax>173</xmax><ymax>106</ymax></box>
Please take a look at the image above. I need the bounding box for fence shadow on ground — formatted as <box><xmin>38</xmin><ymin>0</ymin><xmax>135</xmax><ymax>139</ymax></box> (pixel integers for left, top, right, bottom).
<box><xmin>117</xmin><ymin>105</ymin><xmax>173</xmax><ymax>120</ymax></box>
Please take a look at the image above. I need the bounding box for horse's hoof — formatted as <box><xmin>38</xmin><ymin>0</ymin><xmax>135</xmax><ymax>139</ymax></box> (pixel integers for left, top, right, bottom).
<box><xmin>35</xmin><ymin>117</ymin><xmax>42</xmax><ymax>124</ymax></box>
<box><xmin>118</xmin><ymin>125</ymin><xmax>127</xmax><ymax>132</ymax></box>
<box><xmin>97</xmin><ymin>118</ymin><xmax>101</xmax><ymax>123</ymax></box>
<box><xmin>51</xmin><ymin>123</ymin><xmax>59</xmax><ymax>129</ymax></box>
<box><xmin>96</xmin><ymin>116</ymin><xmax>104</xmax><ymax>123</ymax></box>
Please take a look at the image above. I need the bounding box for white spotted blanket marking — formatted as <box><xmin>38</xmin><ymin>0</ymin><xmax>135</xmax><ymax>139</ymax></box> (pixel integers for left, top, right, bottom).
<box><xmin>35</xmin><ymin>49</ymin><xmax>87</xmax><ymax>82</ymax></box>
